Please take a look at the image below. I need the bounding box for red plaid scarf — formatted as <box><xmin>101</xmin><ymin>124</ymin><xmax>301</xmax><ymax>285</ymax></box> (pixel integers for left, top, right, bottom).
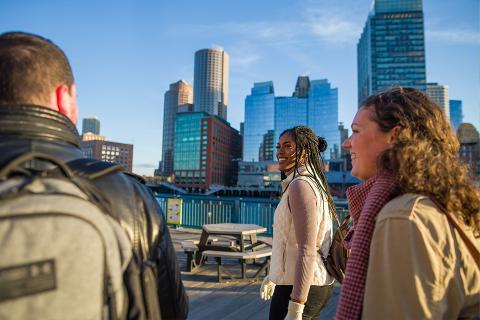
<box><xmin>336</xmin><ymin>173</ymin><xmax>398</xmax><ymax>320</ymax></box>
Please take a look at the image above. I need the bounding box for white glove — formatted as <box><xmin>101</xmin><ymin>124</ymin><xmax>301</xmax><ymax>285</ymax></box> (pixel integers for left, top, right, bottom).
<box><xmin>284</xmin><ymin>300</ymin><xmax>305</xmax><ymax>320</ymax></box>
<box><xmin>260</xmin><ymin>276</ymin><xmax>276</xmax><ymax>300</ymax></box>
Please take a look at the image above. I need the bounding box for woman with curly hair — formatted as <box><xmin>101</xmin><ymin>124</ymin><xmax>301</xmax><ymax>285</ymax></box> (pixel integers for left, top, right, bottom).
<box><xmin>260</xmin><ymin>126</ymin><xmax>335</xmax><ymax>320</ymax></box>
<box><xmin>336</xmin><ymin>87</ymin><xmax>480</xmax><ymax>319</ymax></box>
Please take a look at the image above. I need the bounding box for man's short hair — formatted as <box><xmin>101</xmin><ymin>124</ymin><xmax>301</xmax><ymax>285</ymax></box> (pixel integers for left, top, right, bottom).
<box><xmin>0</xmin><ymin>31</ymin><xmax>74</xmax><ymax>105</ymax></box>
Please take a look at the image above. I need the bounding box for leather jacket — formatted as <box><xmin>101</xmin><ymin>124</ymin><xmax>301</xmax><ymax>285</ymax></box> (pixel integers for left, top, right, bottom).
<box><xmin>0</xmin><ymin>105</ymin><xmax>188</xmax><ymax>320</ymax></box>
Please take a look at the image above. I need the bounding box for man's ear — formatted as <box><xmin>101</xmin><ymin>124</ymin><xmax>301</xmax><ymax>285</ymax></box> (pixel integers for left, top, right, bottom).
<box><xmin>55</xmin><ymin>84</ymin><xmax>78</xmax><ymax>125</ymax></box>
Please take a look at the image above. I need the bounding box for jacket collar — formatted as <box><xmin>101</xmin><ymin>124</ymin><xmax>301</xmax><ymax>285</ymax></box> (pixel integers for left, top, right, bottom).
<box><xmin>281</xmin><ymin>164</ymin><xmax>310</xmax><ymax>192</ymax></box>
<box><xmin>0</xmin><ymin>104</ymin><xmax>81</xmax><ymax>147</ymax></box>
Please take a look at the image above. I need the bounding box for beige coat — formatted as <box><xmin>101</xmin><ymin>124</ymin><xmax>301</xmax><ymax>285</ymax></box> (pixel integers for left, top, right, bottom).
<box><xmin>363</xmin><ymin>194</ymin><xmax>480</xmax><ymax>319</ymax></box>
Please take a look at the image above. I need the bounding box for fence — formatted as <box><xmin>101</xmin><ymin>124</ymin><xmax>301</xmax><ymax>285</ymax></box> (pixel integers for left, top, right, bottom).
<box><xmin>156</xmin><ymin>194</ymin><xmax>349</xmax><ymax>236</ymax></box>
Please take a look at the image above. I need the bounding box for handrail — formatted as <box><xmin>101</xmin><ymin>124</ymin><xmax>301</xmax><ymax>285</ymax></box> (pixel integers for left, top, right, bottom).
<box><xmin>155</xmin><ymin>195</ymin><xmax>349</xmax><ymax>236</ymax></box>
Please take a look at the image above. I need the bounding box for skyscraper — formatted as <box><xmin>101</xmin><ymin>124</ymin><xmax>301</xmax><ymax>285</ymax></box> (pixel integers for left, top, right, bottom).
<box><xmin>173</xmin><ymin>112</ymin><xmax>241</xmax><ymax>189</ymax></box>
<box><xmin>243</xmin><ymin>81</ymin><xmax>275</xmax><ymax>162</ymax></box>
<box><xmin>449</xmin><ymin>99</ymin><xmax>463</xmax><ymax>130</ymax></box>
<box><xmin>82</xmin><ymin>116</ymin><xmax>100</xmax><ymax>135</ymax></box>
<box><xmin>292</xmin><ymin>76</ymin><xmax>310</xmax><ymax>98</ymax></box>
<box><xmin>427</xmin><ymin>82</ymin><xmax>450</xmax><ymax>120</ymax></box>
<box><xmin>162</xmin><ymin>80</ymin><xmax>193</xmax><ymax>176</ymax></box>
<box><xmin>244</xmin><ymin>76</ymin><xmax>339</xmax><ymax>162</ymax></box>
<box><xmin>193</xmin><ymin>48</ymin><xmax>229</xmax><ymax>120</ymax></box>
<box><xmin>259</xmin><ymin>130</ymin><xmax>275</xmax><ymax>161</ymax></box>
<box><xmin>357</xmin><ymin>0</ymin><xmax>426</xmax><ymax>104</ymax></box>
<box><xmin>308</xmin><ymin>79</ymin><xmax>339</xmax><ymax>159</ymax></box>
<box><xmin>274</xmin><ymin>96</ymin><xmax>308</xmax><ymax>148</ymax></box>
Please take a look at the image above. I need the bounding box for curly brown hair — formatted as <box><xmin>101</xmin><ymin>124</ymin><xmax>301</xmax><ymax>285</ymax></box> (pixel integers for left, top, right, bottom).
<box><xmin>362</xmin><ymin>87</ymin><xmax>480</xmax><ymax>236</ymax></box>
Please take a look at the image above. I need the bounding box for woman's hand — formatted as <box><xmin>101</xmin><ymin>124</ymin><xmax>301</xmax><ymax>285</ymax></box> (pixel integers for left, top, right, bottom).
<box><xmin>260</xmin><ymin>276</ymin><xmax>276</xmax><ymax>300</ymax></box>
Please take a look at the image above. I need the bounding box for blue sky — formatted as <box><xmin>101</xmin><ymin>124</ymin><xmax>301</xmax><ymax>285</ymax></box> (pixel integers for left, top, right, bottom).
<box><xmin>1</xmin><ymin>0</ymin><xmax>479</xmax><ymax>175</ymax></box>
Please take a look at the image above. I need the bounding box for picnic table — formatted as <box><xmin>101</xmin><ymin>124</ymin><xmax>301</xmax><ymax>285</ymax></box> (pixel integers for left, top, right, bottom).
<box><xmin>182</xmin><ymin>223</ymin><xmax>272</xmax><ymax>282</ymax></box>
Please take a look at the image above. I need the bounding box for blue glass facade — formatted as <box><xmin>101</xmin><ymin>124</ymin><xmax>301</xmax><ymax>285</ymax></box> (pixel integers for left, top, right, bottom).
<box><xmin>274</xmin><ymin>96</ymin><xmax>308</xmax><ymax>148</ymax></box>
<box><xmin>243</xmin><ymin>77</ymin><xmax>340</xmax><ymax>162</ymax></box>
<box><xmin>358</xmin><ymin>0</ymin><xmax>426</xmax><ymax>104</ymax></box>
<box><xmin>450</xmin><ymin>99</ymin><xmax>463</xmax><ymax>130</ymax></box>
<box><xmin>308</xmin><ymin>80</ymin><xmax>340</xmax><ymax>160</ymax></box>
<box><xmin>174</xmin><ymin>112</ymin><xmax>205</xmax><ymax>171</ymax></box>
<box><xmin>373</xmin><ymin>0</ymin><xmax>423</xmax><ymax>13</ymax></box>
<box><xmin>243</xmin><ymin>82</ymin><xmax>275</xmax><ymax>162</ymax></box>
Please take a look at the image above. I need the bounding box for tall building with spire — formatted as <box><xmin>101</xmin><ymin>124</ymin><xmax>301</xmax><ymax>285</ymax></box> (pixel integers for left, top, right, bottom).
<box><xmin>161</xmin><ymin>80</ymin><xmax>193</xmax><ymax>176</ymax></box>
<box><xmin>193</xmin><ymin>48</ymin><xmax>229</xmax><ymax>120</ymax></box>
<box><xmin>357</xmin><ymin>0</ymin><xmax>426</xmax><ymax>104</ymax></box>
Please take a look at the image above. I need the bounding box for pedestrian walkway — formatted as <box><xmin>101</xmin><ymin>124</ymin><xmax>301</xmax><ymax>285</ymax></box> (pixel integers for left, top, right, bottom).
<box><xmin>170</xmin><ymin>227</ymin><xmax>339</xmax><ymax>319</ymax></box>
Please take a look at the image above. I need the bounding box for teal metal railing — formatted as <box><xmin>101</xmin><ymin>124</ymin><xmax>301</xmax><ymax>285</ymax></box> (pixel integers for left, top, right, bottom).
<box><xmin>156</xmin><ymin>194</ymin><xmax>349</xmax><ymax>236</ymax></box>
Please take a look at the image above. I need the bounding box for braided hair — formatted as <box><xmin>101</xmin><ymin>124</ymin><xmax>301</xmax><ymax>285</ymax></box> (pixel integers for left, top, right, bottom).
<box><xmin>280</xmin><ymin>125</ymin><xmax>337</xmax><ymax>220</ymax></box>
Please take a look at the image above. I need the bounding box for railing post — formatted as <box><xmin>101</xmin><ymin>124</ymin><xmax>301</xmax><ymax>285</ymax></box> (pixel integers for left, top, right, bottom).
<box><xmin>233</xmin><ymin>200</ymin><xmax>240</xmax><ymax>223</ymax></box>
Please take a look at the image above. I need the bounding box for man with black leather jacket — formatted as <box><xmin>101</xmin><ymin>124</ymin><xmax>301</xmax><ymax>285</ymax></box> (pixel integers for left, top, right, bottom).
<box><xmin>0</xmin><ymin>32</ymin><xmax>188</xmax><ymax>319</ymax></box>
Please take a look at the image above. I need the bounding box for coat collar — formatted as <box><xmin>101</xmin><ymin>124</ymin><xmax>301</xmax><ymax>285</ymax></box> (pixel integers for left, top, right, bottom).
<box><xmin>0</xmin><ymin>104</ymin><xmax>81</xmax><ymax>147</ymax></box>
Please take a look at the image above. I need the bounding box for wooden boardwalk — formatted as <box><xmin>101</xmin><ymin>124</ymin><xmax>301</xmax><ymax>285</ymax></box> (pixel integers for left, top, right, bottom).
<box><xmin>170</xmin><ymin>227</ymin><xmax>340</xmax><ymax>320</ymax></box>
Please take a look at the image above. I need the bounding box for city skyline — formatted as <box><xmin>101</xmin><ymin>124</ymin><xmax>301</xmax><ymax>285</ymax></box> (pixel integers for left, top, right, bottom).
<box><xmin>1</xmin><ymin>0</ymin><xmax>478</xmax><ymax>175</ymax></box>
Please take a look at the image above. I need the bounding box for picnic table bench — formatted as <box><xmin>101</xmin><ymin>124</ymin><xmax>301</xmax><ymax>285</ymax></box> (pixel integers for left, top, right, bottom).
<box><xmin>182</xmin><ymin>224</ymin><xmax>272</xmax><ymax>282</ymax></box>
<box><xmin>202</xmin><ymin>247</ymin><xmax>272</xmax><ymax>282</ymax></box>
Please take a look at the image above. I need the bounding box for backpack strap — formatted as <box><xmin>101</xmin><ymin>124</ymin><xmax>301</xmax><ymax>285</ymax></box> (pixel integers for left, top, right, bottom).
<box><xmin>67</xmin><ymin>158</ymin><xmax>125</xmax><ymax>180</ymax></box>
<box><xmin>0</xmin><ymin>152</ymin><xmax>75</xmax><ymax>180</ymax></box>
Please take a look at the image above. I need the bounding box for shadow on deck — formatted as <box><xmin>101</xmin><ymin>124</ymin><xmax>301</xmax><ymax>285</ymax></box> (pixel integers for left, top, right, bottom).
<box><xmin>170</xmin><ymin>227</ymin><xmax>340</xmax><ymax>320</ymax></box>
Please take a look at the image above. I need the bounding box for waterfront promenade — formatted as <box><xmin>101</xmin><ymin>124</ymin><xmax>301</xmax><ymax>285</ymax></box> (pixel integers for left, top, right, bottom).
<box><xmin>170</xmin><ymin>227</ymin><xmax>340</xmax><ymax>319</ymax></box>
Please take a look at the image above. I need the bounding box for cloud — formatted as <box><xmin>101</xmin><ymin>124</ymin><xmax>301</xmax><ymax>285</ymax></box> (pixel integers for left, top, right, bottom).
<box><xmin>426</xmin><ymin>29</ymin><xmax>480</xmax><ymax>45</ymax></box>
<box><xmin>304</xmin><ymin>7</ymin><xmax>363</xmax><ymax>44</ymax></box>
<box><xmin>231</xmin><ymin>53</ymin><xmax>260</xmax><ymax>68</ymax></box>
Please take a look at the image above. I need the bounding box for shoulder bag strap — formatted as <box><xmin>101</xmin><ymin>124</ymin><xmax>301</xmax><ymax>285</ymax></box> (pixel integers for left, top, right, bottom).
<box><xmin>431</xmin><ymin>198</ymin><xmax>480</xmax><ymax>270</ymax></box>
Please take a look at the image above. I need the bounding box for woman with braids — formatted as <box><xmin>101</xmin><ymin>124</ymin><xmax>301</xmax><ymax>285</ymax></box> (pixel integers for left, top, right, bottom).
<box><xmin>260</xmin><ymin>126</ymin><xmax>335</xmax><ymax>320</ymax></box>
<box><xmin>336</xmin><ymin>87</ymin><xmax>480</xmax><ymax>320</ymax></box>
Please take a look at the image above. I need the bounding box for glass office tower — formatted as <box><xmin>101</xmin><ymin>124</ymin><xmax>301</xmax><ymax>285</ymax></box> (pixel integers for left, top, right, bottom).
<box><xmin>174</xmin><ymin>112</ymin><xmax>241</xmax><ymax>189</ymax></box>
<box><xmin>243</xmin><ymin>81</ymin><xmax>275</xmax><ymax>162</ymax></box>
<box><xmin>244</xmin><ymin>76</ymin><xmax>340</xmax><ymax>162</ymax></box>
<box><xmin>308</xmin><ymin>80</ymin><xmax>339</xmax><ymax>160</ymax></box>
<box><xmin>358</xmin><ymin>0</ymin><xmax>426</xmax><ymax>104</ymax></box>
<box><xmin>174</xmin><ymin>112</ymin><xmax>204</xmax><ymax>173</ymax></box>
<box><xmin>450</xmin><ymin>99</ymin><xmax>463</xmax><ymax>130</ymax></box>
<box><xmin>274</xmin><ymin>96</ymin><xmax>308</xmax><ymax>148</ymax></box>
